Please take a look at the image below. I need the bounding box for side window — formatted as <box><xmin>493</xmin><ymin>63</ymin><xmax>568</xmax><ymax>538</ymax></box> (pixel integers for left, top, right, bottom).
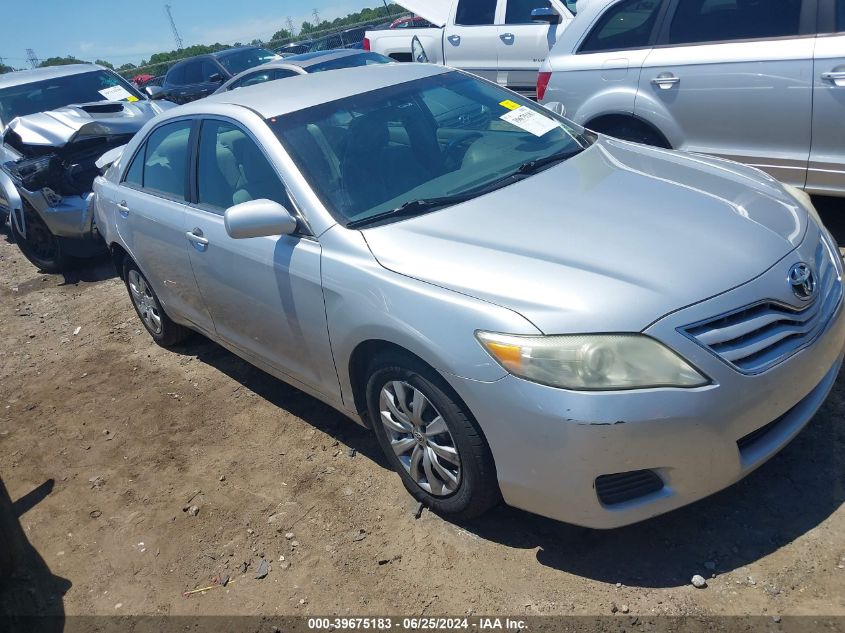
<box><xmin>197</xmin><ymin>120</ymin><xmax>288</xmax><ymax>211</ymax></box>
<box><xmin>579</xmin><ymin>0</ymin><xmax>662</xmax><ymax>53</ymax></box>
<box><xmin>272</xmin><ymin>69</ymin><xmax>299</xmax><ymax>80</ymax></box>
<box><xmin>455</xmin><ymin>0</ymin><xmax>497</xmax><ymax>25</ymax></box>
<box><xmin>142</xmin><ymin>121</ymin><xmax>192</xmax><ymax>199</ymax></box>
<box><xmin>838</xmin><ymin>0</ymin><xmax>845</xmax><ymax>31</ymax></box>
<box><xmin>668</xmin><ymin>0</ymin><xmax>802</xmax><ymax>45</ymax></box>
<box><xmin>123</xmin><ymin>144</ymin><xmax>145</xmax><ymax>186</ymax></box>
<box><xmin>182</xmin><ymin>61</ymin><xmax>204</xmax><ymax>85</ymax></box>
<box><xmin>202</xmin><ymin>60</ymin><xmax>221</xmax><ymax>81</ymax></box>
<box><xmin>167</xmin><ymin>64</ymin><xmax>186</xmax><ymax>86</ymax></box>
<box><xmin>506</xmin><ymin>0</ymin><xmax>553</xmax><ymax>24</ymax></box>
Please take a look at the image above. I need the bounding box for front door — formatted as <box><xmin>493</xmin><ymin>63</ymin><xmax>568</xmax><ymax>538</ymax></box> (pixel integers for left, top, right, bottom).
<box><xmin>807</xmin><ymin>13</ymin><xmax>845</xmax><ymax>195</ymax></box>
<box><xmin>184</xmin><ymin>118</ymin><xmax>338</xmax><ymax>396</ymax></box>
<box><xmin>637</xmin><ymin>0</ymin><xmax>814</xmax><ymax>188</ymax></box>
<box><xmin>442</xmin><ymin>0</ymin><xmax>500</xmax><ymax>82</ymax></box>
<box><xmin>497</xmin><ymin>0</ymin><xmax>572</xmax><ymax>93</ymax></box>
<box><xmin>110</xmin><ymin>119</ymin><xmax>213</xmax><ymax>332</ymax></box>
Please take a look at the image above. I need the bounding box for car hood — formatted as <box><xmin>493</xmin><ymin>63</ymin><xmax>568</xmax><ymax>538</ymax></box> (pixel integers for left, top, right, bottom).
<box><xmin>2</xmin><ymin>99</ymin><xmax>173</xmax><ymax>150</ymax></box>
<box><xmin>363</xmin><ymin>137</ymin><xmax>808</xmax><ymax>334</ymax></box>
<box><xmin>391</xmin><ymin>0</ymin><xmax>452</xmax><ymax>27</ymax></box>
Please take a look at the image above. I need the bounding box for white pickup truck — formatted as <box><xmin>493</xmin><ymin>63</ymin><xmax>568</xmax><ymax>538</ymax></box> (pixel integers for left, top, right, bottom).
<box><xmin>365</xmin><ymin>0</ymin><xmax>576</xmax><ymax>97</ymax></box>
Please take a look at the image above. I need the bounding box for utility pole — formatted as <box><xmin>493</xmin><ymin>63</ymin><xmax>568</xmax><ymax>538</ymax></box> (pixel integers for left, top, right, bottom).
<box><xmin>26</xmin><ymin>48</ymin><xmax>40</xmax><ymax>68</ymax></box>
<box><xmin>312</xmin><ymin>8</ymin><xmax>321</xmax><ymax>25</ymax></box>
<box><xmin>382</xmin><ymin>0</ymin><xmax>393</xmax><ymax>17</ymax></box>
<box><xmin>164</xmin><ymin>4</ymin><xmax>184</xmax><ymax>50</ymax></box>
<box><xmin>286</xmin><ymin>16</ymin><xmax>296</xmax><ymax>36</ymax></box>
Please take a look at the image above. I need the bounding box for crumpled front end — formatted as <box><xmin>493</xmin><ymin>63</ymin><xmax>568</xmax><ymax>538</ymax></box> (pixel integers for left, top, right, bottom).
<box><xmin>2</xmin><ymin>100</ymin><xmax>167</xmax><ymax>247</ymax></box>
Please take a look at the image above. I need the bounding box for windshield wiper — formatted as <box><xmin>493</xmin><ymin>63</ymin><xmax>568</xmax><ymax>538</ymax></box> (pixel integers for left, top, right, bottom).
<box><xmin>346</xmin><ymin>192</ymin><xmax>480</xmax><ymax>229</ymax></box>
<box><xmin>515</xmin><ymin>148</ymin><xmax>582</xmax><ymax>176</ymax></box>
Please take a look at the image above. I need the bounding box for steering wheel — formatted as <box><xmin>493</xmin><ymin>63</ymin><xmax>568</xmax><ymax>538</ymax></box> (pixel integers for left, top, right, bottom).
<box><xmin>443</xmin><ymin>132</ymin><xmax>483</xmax><ymax>170</ymax></box>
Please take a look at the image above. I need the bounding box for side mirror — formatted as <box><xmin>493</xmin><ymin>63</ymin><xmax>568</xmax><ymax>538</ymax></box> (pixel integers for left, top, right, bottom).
<box><xmin>224</xmin><ymin>199</ymin><xmax>297</xmax><ymax>239</ymax></box>
<box><xmin>411</xmin><ymin>35</ymin><xmax>430</xmax><ymax>63</ymax></box>
<box><xmin>209</xmin><ymin>73</ymin><xmax>224</xmax><ymax>83</ymax></box>
<box><xmin>145</xmin><ymin>85</ymin><xmax>164</xmax><ymax>99</ymax></box>
<box><xmin>531</xmin><ymin>7</ymin><xmax>561</xmax><ymax>24</ymax></box>
<box><xmin>543</xmin><ymin>101</ymin><xmax>566</xmax><ymax>117</ymax></box>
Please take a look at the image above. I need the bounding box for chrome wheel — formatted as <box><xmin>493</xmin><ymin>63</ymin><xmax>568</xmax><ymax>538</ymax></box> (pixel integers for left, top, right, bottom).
<box><xmin>127</xmin><ymin>269</ymin><xmax>163</xmax><ymax>335</ymax></box>
<box><xmin>378</xmin><ymin>380</ymin><xmax>461</xmax><ymax>496</ymax></box>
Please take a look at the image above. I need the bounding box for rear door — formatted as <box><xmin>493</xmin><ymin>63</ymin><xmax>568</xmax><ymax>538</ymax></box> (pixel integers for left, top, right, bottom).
<box><xmin>183</xmin><ymin>118</ymin><xmax>337</xmax><ymax>395</ymax></box>
<box><xmin>442</xmin><ymin>0</ymin><xmax>500</xmax><ymax>82</ymax></box>
<box><xmin>636</xmin><ymin>0</ymin><xmax>815</xmax><ymax>188</ymax></box>
<box><xmin>807</xmin><ymin>0</ymin><xmax>845</xmax><ymax>194</ymax></box>
<box><xmin>496</xmin><ymin>0</ymin><xmax>572</xmax><ymax>93</ymax></box>
<box><xmin>111</xmin><ymin>119</ymin><xmax>213</xmax><ymax>332</ymax></box>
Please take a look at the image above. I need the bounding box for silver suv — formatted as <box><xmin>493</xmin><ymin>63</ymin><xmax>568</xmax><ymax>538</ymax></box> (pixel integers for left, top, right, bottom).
<box><xmin>538</xmin><ymin>0</ymin><xmax>845</xmax><ymax>196</ymax></box>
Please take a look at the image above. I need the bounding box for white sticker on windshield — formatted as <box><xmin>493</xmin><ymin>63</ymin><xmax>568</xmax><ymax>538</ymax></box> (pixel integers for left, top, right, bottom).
<box><xmin>98</xmin><ymin>85</ymin><xmax>133</xmax><ymax>101</ymax></box>
<box><xmin>500</xmin><ymin>106</ymin><xmax>560</xmax><ymax>137</ymax></box>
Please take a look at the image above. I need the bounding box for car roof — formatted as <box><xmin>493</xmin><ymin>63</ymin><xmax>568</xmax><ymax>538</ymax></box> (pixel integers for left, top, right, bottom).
<box><xmin>213</xmin><ymin>46</ymin><xmax>268</xmax><ymax>58</ymax></box>
<box><xmin>282</xmin><ymin>49</ymin><xmax>374</xmax><ymax>68</ymax></box>
<box><xmin>0</xmin><ymin>64</ymin><xmax>106</xmax><ymax>89</ymax></box>
<box><xmin>196</xmin><ymin>63</ymin><xmax>449</xmax><ymax>118</ymax></box>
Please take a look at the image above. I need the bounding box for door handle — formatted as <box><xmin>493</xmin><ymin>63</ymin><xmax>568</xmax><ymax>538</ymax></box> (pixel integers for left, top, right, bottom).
<box><xmin>821</xmin><ymin>71</ymin><xmax>845</xmax><ymax>86</ymax></box>
<box><xmin>186</xmin><ymin>228</ymin><xmax>209</xmax><ymax>249</ymax></box>
<box><xmin>500</xmin><ymin>32</ymin><xmax>515</xmax><ymax>44</ymax></box>
<box><xmin>651</xmin><ymin>74</ymin><xmax>680</xmax><ymax>89</ymax></box>
<box><xmin>447</xmin><ymin>34</ymin><xmax>461</xmax><ymax>45</ymax></box>
<box><xmin>117</xmin><ymin>201</ymin><xmax>129</xmax><ymax>218</ymax></box>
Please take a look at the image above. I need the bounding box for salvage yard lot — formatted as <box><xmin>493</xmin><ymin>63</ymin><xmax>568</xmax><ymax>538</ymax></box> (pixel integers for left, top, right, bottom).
<box><xmin>2</xmin><ymin>198</ymin><xmax>845</xmax><ymax>618</ymax></box>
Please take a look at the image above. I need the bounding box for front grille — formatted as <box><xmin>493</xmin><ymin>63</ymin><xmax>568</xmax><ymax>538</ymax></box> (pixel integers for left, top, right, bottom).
<box><xmin>681</xmin><ymin>237</ymin><xmax>842</xmax><ymax>374</ymax></box>
<box><xmin>595</xmin><ymin>470</ymin><xmax>664</xmax><ymax>506</ymax></box>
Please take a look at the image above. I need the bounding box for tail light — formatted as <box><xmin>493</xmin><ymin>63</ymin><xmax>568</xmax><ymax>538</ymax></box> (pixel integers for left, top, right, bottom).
<box><xmin>363</xmin><ymin>37</ymin><xmax>371</xmax><ymax>51</ymax></box>
<box><xmin>536</xmin><ymin>71</ymin><xmax>552</xmax><ymax>102</ymax></box>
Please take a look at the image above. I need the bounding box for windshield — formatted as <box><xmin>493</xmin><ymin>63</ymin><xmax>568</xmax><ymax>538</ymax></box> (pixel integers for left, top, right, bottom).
<box><xmin>0</xmin><ymin>69</ymin><xmax>143</xmax><ymax>127</ymax></box>
<box><xmin>217</xmin><ymin>48</ymin><xmax>277</xmax><ymax>75</ymax></box>
<box><xmin>307</xmin><ymin>52</ymin><xmax>392</xmax><ymax>73</ymax></box>
<box><xmin>268</xmin><ymin>71</ymin><xmax>589</xmax><ymax>227</ymax></box>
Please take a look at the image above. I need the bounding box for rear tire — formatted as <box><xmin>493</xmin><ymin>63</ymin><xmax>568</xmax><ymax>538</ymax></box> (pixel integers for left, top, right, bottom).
<box><xmin>123</xmin><ymin>258</ymin><xmax>190</xmax><ymax>347</ymax></box>
<box><xmin>9</xmin><ymin>203</ymin><xmax>72</xmax><ymax>273</ymax></box>
<box><xmin>591</xmin><ymin>117</ymin><xmax>671</xmax><ymax>149</ymax></box>
<box><xmin>365</xmin><ymin>351</ymin><xmax>500</xmax><ymax>520</ymax></box>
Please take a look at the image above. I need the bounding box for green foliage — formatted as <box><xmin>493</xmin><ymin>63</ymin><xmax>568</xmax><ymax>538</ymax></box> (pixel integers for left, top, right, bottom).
<box><xmin>39</xmin><ymin>55</ymin><xmax>89</xmax><ymax>67</ymax></box>
<box><xmin>95</xmin><ymin>59</ymin><xmax>115</xmax><ymax>69</ymax></box>
<box><xmin>117</xmin><ymin>62</ymin><xmax>137</xmax><ymax>72</ymax></box>
<box><xmin>0</xmin><ymin>64</ymin><xmax>13</xmax><ymax>75</ymax></box>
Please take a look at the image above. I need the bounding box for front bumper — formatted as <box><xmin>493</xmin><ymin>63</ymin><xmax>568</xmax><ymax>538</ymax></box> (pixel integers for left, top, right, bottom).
<box><xmin>448</xmin><ymin>232</ymin><xmax>845</xmax><ymax>529</ymax></box>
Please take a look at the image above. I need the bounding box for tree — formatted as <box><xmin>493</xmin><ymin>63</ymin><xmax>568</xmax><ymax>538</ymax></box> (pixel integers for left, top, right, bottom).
<box><xmin>0</xmin><ymin>63</ymin><xmax>13</xmax><ymax>75</ymax></box>
<box><xmin>117</xmin><ymin>63</ymin><xmax>137</xmax><ymax>72</ymax></box>
<box><xmin>270</xmin><ymin>28</ymin><xmax>293</xmax><ymax>45</ymax></box>
<box><xmin>95</xmin><ymin>59</ymin><xmax>115</xmax><ymax>70</ymax></box>
<box><xmin>39</xmin><ymin>56</ymin><xmax>88</xmax><ymax>67</ymax></box>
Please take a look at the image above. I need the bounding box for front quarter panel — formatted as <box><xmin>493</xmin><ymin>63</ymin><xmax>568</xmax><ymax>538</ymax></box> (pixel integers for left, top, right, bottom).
<box><xmin>319</xmin><ymin>225</ymin><xmax>541</xmax><ymax>415</ymax></box>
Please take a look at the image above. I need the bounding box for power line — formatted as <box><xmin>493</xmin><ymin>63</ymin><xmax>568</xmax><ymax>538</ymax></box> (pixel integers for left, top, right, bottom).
<box><xmin>164</xmin><ymin>4</ymin><xmax>184</xmax><ymax>50</ymax></box>
<box><xmin>286</xmin><ymin>16</ymin><xmax>296</xmax><ymax>35</ymax></box>
<box><xmin>26</xmin><ymin>48</ymin><xmax>40</xmax><ymax>68</ymax></box>
<box><xmin>312</xmin><ymin>8</ymin><xmax>321</xmax><ymax>25</ymax></box>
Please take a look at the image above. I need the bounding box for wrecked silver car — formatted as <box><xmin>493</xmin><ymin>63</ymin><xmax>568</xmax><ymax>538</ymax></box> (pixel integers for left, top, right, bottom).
<box><xmin>0</xmin><ymin>64</ymin><xmax>172</xmax><ymax>272</ymax></box>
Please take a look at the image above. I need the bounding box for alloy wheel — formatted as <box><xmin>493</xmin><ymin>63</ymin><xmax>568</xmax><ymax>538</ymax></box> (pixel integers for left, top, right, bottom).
<box><xmin>127</xmin><ymin>269</ymin><xmax>163</xmax><ymax>335</ymax></box>
<box><xmin>378</xmin><ymin>380</ymin><xmax>461</xmax><ymax>496</ymax></box>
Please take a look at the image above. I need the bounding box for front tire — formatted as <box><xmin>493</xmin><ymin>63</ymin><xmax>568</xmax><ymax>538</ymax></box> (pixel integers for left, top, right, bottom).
<box><xmin>366</xmin><ymin>352</ymin><xmax>500</xmax><ymax>520</ymax></box>
<box><xmin>123</xmin><ymin>259</ymin><xmax>190</xmax><ymax>347</ymax></box>
<box><xmin>10</xmin><ymin>203</ymin><xmax>71</xmax><ymax>273</ymax></box>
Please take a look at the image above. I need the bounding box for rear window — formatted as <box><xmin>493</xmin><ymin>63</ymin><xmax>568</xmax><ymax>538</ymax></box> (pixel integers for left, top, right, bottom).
<box><xmin>580</xmin><ymin>0</ymin><xmax>662</xmax><ymax>53</ymax></box>
<box><xmin>838</xmin><ymin>0</ymin><xmax>845</xmax><ymax>31</ymax></box>
<box><xmin>668</xmin><ymin>0</ymin><xmax>802</xmax><ymax>44</ymax></box>
<box><xmin>455</xmin><ymin>0</ymin><xmax>497</xmax><ymax>25</ymax></box>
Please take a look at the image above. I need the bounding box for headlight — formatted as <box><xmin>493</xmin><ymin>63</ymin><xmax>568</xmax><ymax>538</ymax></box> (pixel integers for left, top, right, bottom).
<box><xmin>476</xmin><ymin>332</ymin><xmax>708</xmax><ymax>391</ymax></box>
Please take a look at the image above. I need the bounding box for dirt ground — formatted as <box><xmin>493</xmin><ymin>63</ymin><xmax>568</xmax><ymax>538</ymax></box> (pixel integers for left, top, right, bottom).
<box><xmin>1</xmin><ymin>198</ymin><xmax>845</xmax><ymax>621</ymax></box>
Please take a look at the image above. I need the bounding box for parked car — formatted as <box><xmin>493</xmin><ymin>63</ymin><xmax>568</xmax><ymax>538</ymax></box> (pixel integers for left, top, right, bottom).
<box><xmin>0</xmin><ymin>64</ymin><xmax>173</xmax><ymax>272</ymax></box>
<box><xmin>539</xmin><ymin>0</ymin><xmax>845</xmax><ymax>197</ymax></box>
<box><xmin>390</xmin><ymin>15</ymin><xmax>435</xmax><ymax>29</ymax></box>
<box><xmin>152</xmin><ymin>47</ymin><xmax>278</xmax><ymax>104</ymax></box>
<box><xmin>214</xmin><ymin>50</ymin><xmax>393</xmax><ymax>93</ymax></box>
<box><xmin>94</xmin><ymin>63</ymin><xmax>844</xmax><ymax>528</ymax></box>
<box><xmin>364</xmin><ymin>0</ymin><xmax>574</xmax><ymax>96</ymax></box>
<box><xmin>276</xmin><ymin>41</ymin><xmax>314</xmax><ymax>56</ymax></box>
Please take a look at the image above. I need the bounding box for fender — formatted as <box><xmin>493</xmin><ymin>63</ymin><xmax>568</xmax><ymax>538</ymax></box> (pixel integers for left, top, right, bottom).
<box><xmin>0</xmin><ymin>168</ymin><xmax>24</xmax><ymax>238</ymax></box>
<box><xmin>567</xmin><ymin>84</ymin><xmax>639</xmax><ymax>128</ymax></box>
<box><xmin>631</xmin><ymin>89</ymin><xmax>685</xmax><ymax>150</ymax></box>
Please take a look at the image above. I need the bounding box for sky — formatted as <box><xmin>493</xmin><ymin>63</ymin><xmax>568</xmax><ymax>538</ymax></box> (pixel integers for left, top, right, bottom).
<box><xmin>0</xmin><ymin>0</ymin><xmax>389</xmax><ymax>69</ymax></box>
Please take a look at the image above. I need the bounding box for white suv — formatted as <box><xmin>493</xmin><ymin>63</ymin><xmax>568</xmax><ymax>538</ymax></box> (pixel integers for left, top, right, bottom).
<box><xmin>538</xmin><ymin>0</ymin><xmax>845</xmax><ymax>196</ymax></box>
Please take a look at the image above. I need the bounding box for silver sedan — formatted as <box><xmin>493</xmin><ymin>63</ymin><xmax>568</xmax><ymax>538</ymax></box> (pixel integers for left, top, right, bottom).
<box><xmin>93</xmin><ymin>64</ymin><xmax>845</xmax><ymax>528</ymax></box>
